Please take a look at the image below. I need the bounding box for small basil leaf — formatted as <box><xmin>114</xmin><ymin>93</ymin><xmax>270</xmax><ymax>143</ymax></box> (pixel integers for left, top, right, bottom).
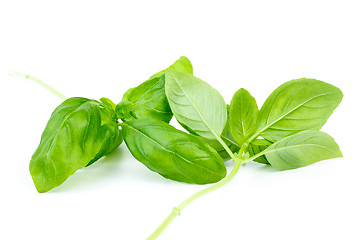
<box><xmin>30</xmin><ymin>97</ymin><xmax>122</xmax><ymax>192</ymax></box>
<box><xmin>122</xmin><ymin>75</ymin><xmax>172</xmax><ymax>122</ymax></box>
<box><xmin>229</xmin><ymin>88</ymin><xmax>258</xmax><ymax>145</ymax></box>
<box><xmin>100</xmin><ymin>97</ymin><xmax>116</xmax><ymax>112</ymax></box>
<box><xmin>247</xmin><ymin>139</ymin><xmax>272</xmax><ymax>165</ymax></box>
<box><xmin>100</xmin><ymin>98</ymin><xmax>118</xmax><ymax>123</ymax></box>
<box><xmin>89</xmin><ymin>99</ymin><xmax>123</xmax><ymax>166</ymax></box>
<box><xmin>121</xmin><ymin>56</ymin><xmax>193</xmax><ymax>123</ymax></box>
<box><xmin>86</xmin><ymin>121</ymin><xmax>123</xmax><ymax>166</ymax></box>
<box><xmin>165</xmin><ymin>69</ymin><xmax>227</xmax><ymax>140</ymax></box>
<box><xmin>263</xmin><ymin>130</ymin><xmax>342</xmax><ymax>170</ymax></box>
<box><xmin>122</xmin><ymin>118</ymin><xmax>227</xmax><ymax>184</ymax></box>
<box><xmin>115</xmin><ymin>100</ymin><xmax>133</xmax><ymax>119</ymax></box>
<box><xmin>256</xmin><ymin>78</ymin><xmax>343</xmax><ymax>142</ymax></box>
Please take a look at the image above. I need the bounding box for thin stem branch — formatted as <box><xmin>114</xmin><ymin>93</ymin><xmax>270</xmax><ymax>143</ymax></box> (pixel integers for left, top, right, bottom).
<box><xmin>146</xmin><ymin>157</ymin><xmax>242</xmax><ymax>240</ymax></box>
<box><xmin>215</xmin><ymin>135</ymin><xmax>237</xmax><ymax>160</ymax></box>
<box><xmin>146</xmin><ymin>143</ymin><xmax>247</xmax><ymax>240</ymax></box>
<box><xmin>9</xmin><ymin>71</ymin><xmax>67</xmax><ymax>100</ymax></box>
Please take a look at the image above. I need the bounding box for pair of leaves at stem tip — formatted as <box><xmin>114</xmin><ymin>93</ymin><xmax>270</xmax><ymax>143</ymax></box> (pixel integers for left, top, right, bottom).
<box><xmin>229</xmin><ymin>78</ymin><xmax>343</xmax><ymax>169</ymax></box>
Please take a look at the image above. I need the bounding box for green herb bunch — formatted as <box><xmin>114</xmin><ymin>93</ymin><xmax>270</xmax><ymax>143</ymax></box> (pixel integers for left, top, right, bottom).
<box><xmin>27</xmin><ymin>57</ymin><xmax>343</xmax><ymax>239</ymax></box>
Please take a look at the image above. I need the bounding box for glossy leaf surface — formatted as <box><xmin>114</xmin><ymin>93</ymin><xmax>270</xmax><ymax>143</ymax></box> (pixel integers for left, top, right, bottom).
<box><xmin>100</xmin><ymin>97</ymin><xmax>116</xmax><ymax>117</ymax></box>
<box><xmin>165</xmin><ymin>69</ymin><xmax>227</xmax><ymax>140</ymax></box>
<box><xmin>122</xmin><ymin>118</ymin><xmax>227</xmax><ymax>184</ymax></box>
<box><xmin>263</xmin><ymin>130</ymin><xmax>342</xmax><ymax>170</ymax></box>
<box><xmin>256</xmin><ymin>78</ymin><xmax>343</xmax><ymax>142</ymax></box>
<box><xmin>86</xmin><ymin>121</ymin><xmax>122</xmax><ymax>166</ymax></box>
<box><xmin>120</xmin><ymin>56</ymin><xmax>193</xmax><ymax>122</ymax></box>
<box><xmin>229</xmin><ymin>88</ymin><xmax>258</xmax><ymax>145</ymax></box>
<box><xmin>30</xmin><ymin>97</ymin><xmax>122</xmax><ymax>192</ymax></box>
<box><xmin>121</xmin><ymin>75</ymin><xmax>172</xmax><ymax>122</ymax></box>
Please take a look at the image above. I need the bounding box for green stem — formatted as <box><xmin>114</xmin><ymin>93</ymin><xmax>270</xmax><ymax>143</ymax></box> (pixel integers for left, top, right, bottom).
<box><xmin>147</xmin><ymin>158</ymin><xmax>242</xmax><ymax>240</ymax></box>
<box><xmin>147</xmin><ymin>146</ymin><xmax>246</xmax><ymax>240</ymax></box>
<box><xmin>9</xmin><ymin>71</ymin><xmax>67</xmax><ymax>100</ymax></box>
<box><xmin>215</xmin><ymin>135</ymin><xmax>237</xmax><ymax>160</ymax></box>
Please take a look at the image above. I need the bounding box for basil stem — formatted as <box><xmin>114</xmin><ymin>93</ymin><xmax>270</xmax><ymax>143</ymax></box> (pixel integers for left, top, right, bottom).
<box><xmin>9</xmin><ymin>71</ymin><xmax>67</xmax><ymax>100</ymax></box>
<box><xmin>146</xmin><ymin>144</ymin><xmax>246</xmax><ymax>240</ymax></box>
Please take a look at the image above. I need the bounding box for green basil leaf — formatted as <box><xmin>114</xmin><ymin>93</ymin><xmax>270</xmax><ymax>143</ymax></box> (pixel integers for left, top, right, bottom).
<box><xmin>122</xmin><ymin>118</ymin><xmax>226</xmax><ymax>184</ymax></box>
<box><xmin>263</xmin><ymin>130</ymin><xmax>342</xmax><ymax>170</ymax></box>
<box><xmin>121</xmin><ymin>75</ymin><xmax>172</xmax><ymax>122</ymax></box>
<box><xmin>115</xmin><ymin>100</ymin><xmax>133</xmax><ymax>119</ymax></box>
<box><xmin>247</xmin><ymin>139</ymin><xmax>272</xmax><ymax>165</ymax></box>
<box><xmin>229</xmin><ymin>88</ymin><xmax>258</xmax><ymax>145</ymax></box>
<box><xmin>86</xmin><ymin>97</ymin><xmax>123</xmax><ymax>167</ymax></box>
<box><xmin>30</xmin><ymin>97</ymin><xmax>122</xmax><ymax>192</ymax></box>
<box><xmin>120</xmin><ymin>56</ymin><xmax>193</xmax><ymax>122</ymax></box>
<box><xmin>86</xmin><ymin>121</ymin><xmax>123</xmax><ymax>166</ymax></box>
<box><xmin>100</xmin><ymin>97</ymin><xmax>116</xmax><ymax>111</ymax></box>
<box><xmin>165</xmin><ymin>69</ymin><xmax>227</xmax><ymax>140</ymax></box>
<box><xmin>256</xmin><ymin>78</ymin><xmax>343</xmax><ymax>142</ymax></box>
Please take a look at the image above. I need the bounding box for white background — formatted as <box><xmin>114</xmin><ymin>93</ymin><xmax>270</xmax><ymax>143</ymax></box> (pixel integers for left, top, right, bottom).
<box><xmin>0</xmin><ymin>1</ymin><xmax>358</xmax><ymax>240</ymax></box>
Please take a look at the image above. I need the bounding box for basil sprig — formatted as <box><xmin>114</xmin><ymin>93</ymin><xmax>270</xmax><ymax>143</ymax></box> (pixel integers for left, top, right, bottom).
<box><xmin>28</xmin><ymin>56</ymin><xmax>343</xmax><ymax>240</ymax></box>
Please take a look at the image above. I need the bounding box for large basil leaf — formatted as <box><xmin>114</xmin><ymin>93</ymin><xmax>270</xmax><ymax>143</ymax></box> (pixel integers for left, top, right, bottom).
<box><xmin>119</xmin><ymin>56</ymin><xmax>193</xmax><ymax>122</ymax></box>
<box><xmin>30</xmin><ymin>97</ymin><xmax>122</xmax><ymax>192</ymax></box>
<box><xmin>256</xmin><ymin>78</ymin><xmax>343</xmax><ymax>142</ymax></box>
<box><xmin>229</xmin><ymin>88</ymin><xmax>258</xmax><ymax>145</ymax></box>
<box><xmin>262</xmin><ymin>130</ymin><xmax>342</xmax><ymax>170</ymax></box>
<box><xmin>165</xmin><ymin>69</ymin><xmax>227</xmax><ymax>140</ymax></box>
<box><xmin>122</xmin><ymin>118</ymin><xmax>226</xmax><ymax>184</ymax></box>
